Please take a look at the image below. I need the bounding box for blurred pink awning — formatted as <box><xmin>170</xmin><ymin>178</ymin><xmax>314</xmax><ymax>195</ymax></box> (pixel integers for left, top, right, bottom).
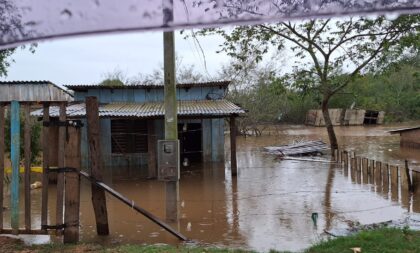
<box><xmin>1</xmin><ymin>0</ymin><xmax>420</xmax><ymax>49</ymax></box>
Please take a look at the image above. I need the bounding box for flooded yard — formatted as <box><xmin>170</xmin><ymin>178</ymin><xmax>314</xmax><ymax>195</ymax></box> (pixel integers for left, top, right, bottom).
<box><xmin>3</xmin><ymin>124</ymin><xmax>420</xmax><ymax>252</ymax></box>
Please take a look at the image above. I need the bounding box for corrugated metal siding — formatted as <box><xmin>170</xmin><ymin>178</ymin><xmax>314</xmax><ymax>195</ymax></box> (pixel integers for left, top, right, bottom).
<box><xmin>32</xmin><ymin>100</ymin><xmax>245</xmax><ymax>118</ymax></box>
<box><xmin>0</xmin><ymin>81</ymin><xmax>73</xmax><ymax>102</ymax></box>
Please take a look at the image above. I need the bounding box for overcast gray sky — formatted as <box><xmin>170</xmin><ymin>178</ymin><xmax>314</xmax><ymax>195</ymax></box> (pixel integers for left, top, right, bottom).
<box><xmin>2</xmin><ymin>31</ymin><xmax>230</xmax><ymax>85</ymax></box>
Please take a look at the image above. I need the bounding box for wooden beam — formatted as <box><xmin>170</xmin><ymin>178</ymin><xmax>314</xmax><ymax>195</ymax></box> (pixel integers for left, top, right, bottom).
<box><xmin>401</xmin><ymin>160</ymin><xmax>413</xmax><ymax>192</ymax></box>
<box><xmin>64</xmin><ymin>125</ymin><xmax>81</xmax><ymax>243</ymax></box>
<box><xmin>24</xmin><ymin>103</ymin><xmax>32</xmax><ymax>231</ymax></box>
<box><xmin>56</xmin><ymin>103</ymin><xmax>66</xmax><ymax>232</ymax></box>
<box><xmin>86</xmin><ymin>97</ymin><xmax>109</xmax><ymax>235</ymax></box>
<box><xmin>147</xmin><ymin>120</ymin><xmax>157</xmax><ymax>178</ymax></box>
<box><xmin>0</xmin><ymin>229</ymin><xmax>48</xmax><ymax>235</ymax></box>
<box><xmin>230</xmin><ymin>116</ymin><xmax>237</xmax><ymax>177</ymax></box>
<box><xmin>362</xmin><ymin>158</ymin><xmax>368</xmax><ymax>184</ymax></box>
<box><xmin>10</xmin><ymin>101</ymin><xmax>20</xmax><ymax>234</ymax></box>
<box><xmin>382</xmin><ymin>163</ymin><xmax>390</xmax><ymax>197</ymax></box>
<box><xmin>41</xmin><ymin>103</ymin><xmax>50</xmax><ymax>231</ymax></box>
<box><xmin>390</xmin><ymin>165</ymin><xmax>399</xmax><ymax>201</ymax></box>
<box><xmin>0</xmin><ymin>104</ymin><xmax>4</xmax><ymax>230</ymax></box>
<box><xmin>375</xmin><ymin>161</ymin><xmax>382</xmax><ymax>188</ymax></box>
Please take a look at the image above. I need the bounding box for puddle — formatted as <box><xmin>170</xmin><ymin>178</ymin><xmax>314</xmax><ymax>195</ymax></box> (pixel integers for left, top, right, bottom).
<box><xmin>1</xmin><ymin>124</ymin><xmax>419</xmax><ymax>252</ymax></box>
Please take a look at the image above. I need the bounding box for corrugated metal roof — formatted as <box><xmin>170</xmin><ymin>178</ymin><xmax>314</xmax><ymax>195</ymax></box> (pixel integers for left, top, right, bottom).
<box><xmin>389</xmin><ymin>126</ymin><xmax>420</xmax><ymax>134</ymax></box>
<box><xmin>65</xmin><ymin>81</ymin><xmax>231</xmax><ymax>91</ymax></box>
<box><xmin>0</xmin><ymin>80</ymin><xmax>73</xmax><ymax>102</ymax></box>
<box><xmin>31</xmin><ymin>100</ymin><xmax>245</xmax><ymax>118</ymax></box>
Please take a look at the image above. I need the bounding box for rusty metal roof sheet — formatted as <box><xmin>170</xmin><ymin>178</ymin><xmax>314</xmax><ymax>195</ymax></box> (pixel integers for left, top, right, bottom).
<box><xmin>31</xmin><ymin>100</ymin><xmax>245</xmax><ymax>118</ymax></box>
<box><xmin>65</xmin><ymin>81</ymin><xmax>231</xmax><ymax>91</ymax></box>
<box><xmin>0</xmin><ymin>80</ymin><xmax>73</xmax><ymax>102</ymax></box>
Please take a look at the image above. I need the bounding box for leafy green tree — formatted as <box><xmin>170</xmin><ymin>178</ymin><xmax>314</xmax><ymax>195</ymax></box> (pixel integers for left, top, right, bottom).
<box><xmin>198</xmin><ymin>15</ymin><xmax>420</xmax><ymax>149</ymax></box>
<box><xmin>4</xmin><ymin>113</ymin><xmax>41</xmax><ymax>164</ymax></box>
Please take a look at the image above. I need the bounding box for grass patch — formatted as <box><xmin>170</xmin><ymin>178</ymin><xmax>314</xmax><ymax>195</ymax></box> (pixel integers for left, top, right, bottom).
<box><xmin>1</xmin><ymin>228</ymin><xmax>418</xmax><ymax>253</ymax></box>
<box><xmin>306</xmin><ymin>228</ymin><xmax>420</xmax><ymax>253</ymax></box>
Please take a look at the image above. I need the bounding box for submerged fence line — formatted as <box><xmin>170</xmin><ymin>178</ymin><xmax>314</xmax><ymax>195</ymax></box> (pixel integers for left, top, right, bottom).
<box><xmin>332</xmin><ymin>149</ymin><xmax>420</xmax><ymax>209</ymax></box>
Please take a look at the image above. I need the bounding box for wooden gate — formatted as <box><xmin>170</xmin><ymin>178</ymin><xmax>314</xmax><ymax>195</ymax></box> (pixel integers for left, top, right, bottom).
<box><xmin>0</xmin><ymin>101</ymin><xmax>82</xmax><ymax>243</ymax></box>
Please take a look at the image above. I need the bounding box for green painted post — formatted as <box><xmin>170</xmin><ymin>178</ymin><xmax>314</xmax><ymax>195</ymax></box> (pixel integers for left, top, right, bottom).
<box><xmin>10</xmin><ymin>101</ymin><xmax>20</xmax><ymax>233</ymax></box>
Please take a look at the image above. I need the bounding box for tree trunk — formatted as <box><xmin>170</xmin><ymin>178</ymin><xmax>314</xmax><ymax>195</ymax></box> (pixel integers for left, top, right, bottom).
<box><xmin>321</xmin><ymin>97</ymin><xmax>338</xmax><ymax>150</ymax></box>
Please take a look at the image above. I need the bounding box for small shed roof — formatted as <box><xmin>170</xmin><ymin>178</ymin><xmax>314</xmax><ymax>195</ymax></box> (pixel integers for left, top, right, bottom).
<box><xmin>389</xmin><ymin>126</ymin><xmax>420</xmax><ymax>134</ymax></box>
<box><xmin>32</xmin><ymin>99</ymin><xmax>245</xmax><ymax>118</ymax></box>
<box><xmin>65</xmin><ymin>81</ymin><xmax>231</xmax><ymax>91</ymax></box>
<box><xmin>0</xmin><ymin>80</ymin><xmax>73</xmax><ymax>102</ymax></box>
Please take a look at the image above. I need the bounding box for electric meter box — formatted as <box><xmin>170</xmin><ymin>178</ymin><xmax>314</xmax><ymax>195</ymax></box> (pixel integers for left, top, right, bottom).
<box><xmin>157</xmin><ymin>140</ymin><xmax>180</xmax><ymax>181</ymax></box>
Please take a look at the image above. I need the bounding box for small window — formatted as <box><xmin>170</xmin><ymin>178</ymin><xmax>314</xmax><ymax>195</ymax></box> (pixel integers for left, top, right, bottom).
<box><xmin>111</xmin><ymin>120</ymin><xmax>148</xmax><ymax>154</ymax></box>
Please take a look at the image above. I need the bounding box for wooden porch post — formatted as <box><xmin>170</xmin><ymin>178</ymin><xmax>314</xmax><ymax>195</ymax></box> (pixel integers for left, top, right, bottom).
<box><xmin>24</xmin><ymin>103</ymin><xmax>31</xmax><ymax>231</ymax></box>
<box><xmin>147</xmin><ymin>120</ymin><xmax>157</xmax><ymax>178</ymax></box>
<box><xmin>86</xmin><ymin>97</ymin><xmax>109</xmax><ymax>235</ymax></box>
<box><xmin>230</xmin><ymin>116</ymin><xmax>237</xmax><ymax>177</ymax></box>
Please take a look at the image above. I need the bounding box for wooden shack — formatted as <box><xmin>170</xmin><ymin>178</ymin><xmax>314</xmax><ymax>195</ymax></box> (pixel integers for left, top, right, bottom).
<box><xmin>389</xmin><ymin>126</ymin><xmax>420</xmax><ymax>148</ymax></box>
<box><xmin>32</xmin><ymin>81</ymin><xmax>246</xmax><ymax>179</ymax></box>
<box><xmin>306</xmin><ymin>108</ymin><xmax>385</xmax><ymax>126</ymax></box>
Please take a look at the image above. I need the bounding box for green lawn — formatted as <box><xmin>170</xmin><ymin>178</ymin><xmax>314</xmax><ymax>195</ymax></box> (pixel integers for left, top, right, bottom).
<box><xmin>305</xmin><ymin>228</ymin><xmax>420</xmax><ymax>253</ymax></box>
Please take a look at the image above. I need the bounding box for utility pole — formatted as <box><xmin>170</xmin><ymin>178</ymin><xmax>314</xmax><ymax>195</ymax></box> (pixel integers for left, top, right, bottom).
<box><xmin>162</xmin><ymin>0</ymin><xmax>179</xmax><ymax>222</ymax></box>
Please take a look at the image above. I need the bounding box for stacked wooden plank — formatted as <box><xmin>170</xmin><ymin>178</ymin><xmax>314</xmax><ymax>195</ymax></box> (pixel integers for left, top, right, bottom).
<box><xmin>265</xmin><ymin>140</ymin><xmax>328</xmax><ymax>156</ymax></box>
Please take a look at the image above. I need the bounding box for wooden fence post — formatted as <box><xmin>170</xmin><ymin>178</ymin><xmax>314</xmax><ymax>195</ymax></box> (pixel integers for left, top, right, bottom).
<box><xmin>390</xmin><ymin>165</ymin><xmax>398</xmax><ymax>188</ymax></box>
<box><xmin>350</xmin><ymin>158</ymin><xmax>356</xmax><ymax>182</ymax></box>
<box><xmin>86</xmin><ymin>97</ymin><xmax>109</xmax><ymax>235</ymax></box>
<box><xmin>401</xmin><ymin>160</ymin><xmax>413</xmax><ymax>192</ymax></box>
<box><xmin>230</xmin><ymin>116</ymin><xmax>237</xmax><ymax>176</ymax></box>
<box><xmin>0</xmin><ymin>104</ymin><xmax>4</xmax><ymax>231</ymax></box>
<box><xmin>343</xmin><ymin>151</ymin><xmax>348</xmax><ymax>176</ymax></box>
<box><xmin>41</xmin><ymin>103</ymin><xmax>50</xmax><ymax>232</ymax></box>
<box><xmin>362</xmin><ymin>158</ymin><xmax>368</xmax><ymax>184</ymax></box>
<box><xmin>56</xmin><ymin>103</ymin><xmax>66</xmax><ymax>233</ymax></box>
<box><xmin>375</xmin><ymin>161</ymin><xmax>382</xmax><ymax>188</ymax></box>
<box><xmin>382</xmin><ymin>163</ymin><xmax>389</xmax><ymax>197</ymax></box>
<box><xmin>24</xmin><ymin>104</ymin><xmax>31</xmax><ymax>231</ymax></box>
<box><xmin>64</xmin><ymin>124</ymin><xmax>82</xmax><ymax>243</ymax></box>
<box><xmin>356</xmin><ymin>157</ymin><xmax>361</xmax><ymax>183</ymax></box>
<box><xmin>368</xmin><ymin>159</ymin><xmax>375</xmax><ymax>183</ymax></box>
<box><xmin>390</xmin><ymin>165</ymin><xmax>399</xmax><ymax>201</ymax></box>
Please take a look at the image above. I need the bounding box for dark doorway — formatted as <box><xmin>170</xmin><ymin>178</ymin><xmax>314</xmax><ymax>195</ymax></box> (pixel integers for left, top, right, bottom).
<box><xmin>364</xmin><ymin>110</ymin><xmax>379</xmax><ymax>125</ymax></box>
<box><xmin>178</xmin><ymin>123</ymin><xmax>203</xmax><ymax>164</ymax></box>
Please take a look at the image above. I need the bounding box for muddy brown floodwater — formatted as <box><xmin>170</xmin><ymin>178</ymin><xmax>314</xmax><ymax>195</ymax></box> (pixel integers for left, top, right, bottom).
<box><xmin>2</xmin><ymin>124</ymin><xmax>420</xmax><ymax>252</ymax></box>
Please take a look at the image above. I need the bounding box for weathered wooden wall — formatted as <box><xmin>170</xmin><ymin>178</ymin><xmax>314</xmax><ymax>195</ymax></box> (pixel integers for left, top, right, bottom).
<box><xmin>399</xmin><ymin>130</ymin><xmax>420</xmax><ymax>149</ymax></box>
<box><xmin>306</xmin><ymin>109</ymin><xmax>342</xmax><ymax>126</ymax></box>
<box><xmin>0</xmin><ymin>82</ymin><xmax>72</xmax><ymax>102</ymax></box>
<box><xmin>306</xmin><ymin>109</ymin><xmax>385</xmax><ymax>126</ymax></box>
<box><xmin>343</xmin><ymin>109</ymin><xmax>365</xmax><ymax>125</ymax></box>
